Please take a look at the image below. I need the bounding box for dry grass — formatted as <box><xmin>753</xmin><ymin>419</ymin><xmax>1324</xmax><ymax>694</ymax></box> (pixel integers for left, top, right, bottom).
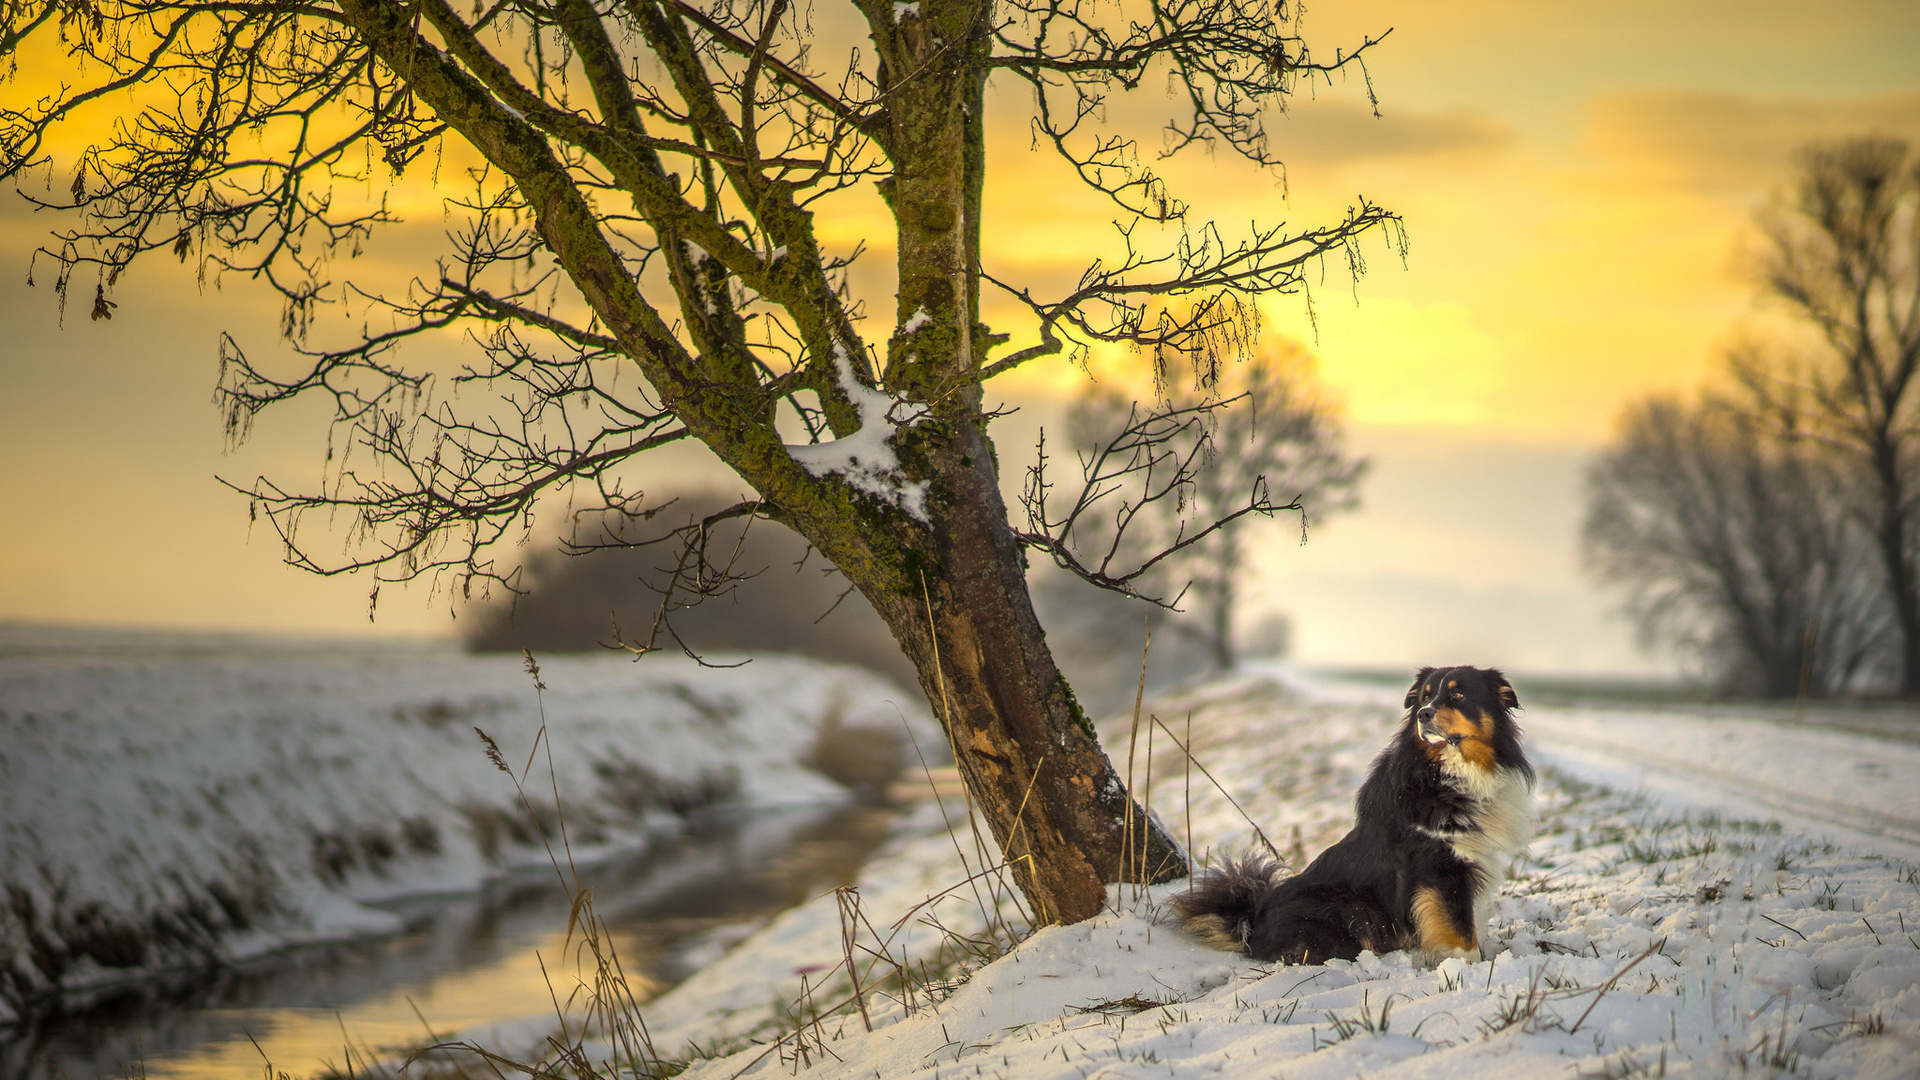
<box><xmin>286</xmin><ymin>629</ymin><xmax>1247</xmax><ymax>1080</ymax></box>
<box><xmin>280</xmin><ymin>648</ymin><xmax>1035</xmax><ymax>1080</ymax></box>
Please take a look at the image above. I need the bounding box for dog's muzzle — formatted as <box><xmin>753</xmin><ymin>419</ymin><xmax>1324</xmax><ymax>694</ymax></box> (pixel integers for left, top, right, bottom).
<box><xmin>1416</xmin><ymin>707</ymin><xmax>1446</xmax><ymax>745</ymax></box>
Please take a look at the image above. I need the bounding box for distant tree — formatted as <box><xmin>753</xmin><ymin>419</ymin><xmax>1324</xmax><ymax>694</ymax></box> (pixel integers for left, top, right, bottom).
<box><xmin>3</xmin><ymin>0</ymin><xmax>1399</xmax><ymax>922</ymax></box>
<box><xmin>1583</xmin><ymin>380</ymin><xmax>1887</xmax><ymax>697</ymax></box>
<box><xmin>464</xmin><ymin>490</ymin><xmax>919</xmax><ymax>690</ymax></box>
<box><xmin>1045</xmin><ymin>345</ymin><xmax>1364</xmax><ymax>671</ymax></box>
<box><xmin>1748</xmin><ymin>138</ymin><xmax>1920</xmax><ymax>693</ymax></box>
<box><xmin>1242</xmin><ymin>609</ymin><xmax>1294</xmax><ymax>660</ymax></box>
<box><xmin>1025</xmin><ymin>562</ymin><xmax>1212</xmax><ymax>718</ymax></box>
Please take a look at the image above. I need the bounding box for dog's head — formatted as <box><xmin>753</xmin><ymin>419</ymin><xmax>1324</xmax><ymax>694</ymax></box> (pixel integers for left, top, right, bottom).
<box><xmin>1403</xmin><ymin>665</ymin><xmax>1529</xmax><ymax>777</ymax></box>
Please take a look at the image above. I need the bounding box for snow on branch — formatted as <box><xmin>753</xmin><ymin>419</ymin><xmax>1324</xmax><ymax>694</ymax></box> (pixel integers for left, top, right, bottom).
<box><xmin>786</xmin><ymin>346</ymin><xmax>932</xmax><ymax>522</ymax></box>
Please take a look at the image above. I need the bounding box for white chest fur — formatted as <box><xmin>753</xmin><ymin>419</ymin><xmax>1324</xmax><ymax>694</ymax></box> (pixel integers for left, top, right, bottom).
<box><xmin>1426</xmin><ymin>760</ymin><xmax>1536</xmax><ymax>953</ymax></box>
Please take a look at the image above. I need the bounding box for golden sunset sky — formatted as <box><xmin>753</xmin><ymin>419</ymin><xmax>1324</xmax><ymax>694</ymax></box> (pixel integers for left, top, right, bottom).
<box><xmin>2</xmin><ymin>0</ymin><xmax>1917</xmax><ymax>676</ymax></box>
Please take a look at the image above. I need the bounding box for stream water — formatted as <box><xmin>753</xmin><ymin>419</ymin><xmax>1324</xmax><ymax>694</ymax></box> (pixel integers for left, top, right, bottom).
<box><xmin>2</xmin><ymin>800</ymin><xmax>895</xmax><ymax>1080</ymax></box>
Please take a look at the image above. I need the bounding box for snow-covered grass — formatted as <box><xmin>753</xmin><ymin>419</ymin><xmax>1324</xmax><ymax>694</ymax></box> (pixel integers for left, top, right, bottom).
<box><xmin>0</xmin><ymin>630</ymin><xmax>926</xmax><ymax>1026</ymax></box>
<box><xmin>421</xmin><ymin>673</ymin><xmax>1920</xmax><ymax>1080</ymax></box>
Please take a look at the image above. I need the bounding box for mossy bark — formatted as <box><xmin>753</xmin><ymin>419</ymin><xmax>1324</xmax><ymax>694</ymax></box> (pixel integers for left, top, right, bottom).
<box><xmin>845</xmin><ymin>0</ymin><xmax>1185</xmax><ymax>922</ymax></box>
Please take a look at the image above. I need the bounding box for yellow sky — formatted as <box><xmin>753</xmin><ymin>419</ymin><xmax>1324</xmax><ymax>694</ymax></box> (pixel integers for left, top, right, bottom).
<box><xmin>2</xmin><ymin>0</ymin><xmax>1918</xmax><ymax>667</ymax></box>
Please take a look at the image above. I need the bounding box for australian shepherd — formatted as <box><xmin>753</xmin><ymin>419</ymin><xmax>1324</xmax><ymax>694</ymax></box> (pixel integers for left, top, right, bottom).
<box><xmin>1173</xmin><ymin>665</ymin><xmax>1535</xmax><ymax>964</ymax></box>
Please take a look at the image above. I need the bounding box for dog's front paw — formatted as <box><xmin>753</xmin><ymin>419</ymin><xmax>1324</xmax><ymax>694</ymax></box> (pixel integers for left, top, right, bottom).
<box><xmin>1419</xmin><ymin>943</ymin><xmax>1480</xmax><ymax>966</ymax></box>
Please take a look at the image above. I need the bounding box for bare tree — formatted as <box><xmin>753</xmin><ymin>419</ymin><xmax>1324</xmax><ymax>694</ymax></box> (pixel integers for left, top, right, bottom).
<box><xmin>1583</xmin><ymin>378</ymin><xmax>1887</xmax><ymax>697</ymax></box>
<box><xmin>1026</xmin><ymin>561</ymin><xmax>1212</xmax><ymax>716</ymax></box>
<box><xmin>1752</xmin><ymin>138</ymin><xmax>1920</xmax><ymax>693</ymax></box>
<box><xmin>1045</xmin><ymin>344</ymin><xmax>1364</xmax><ymax>671</ymax></box>
<box><xmin>463</xmin><ymin>489</ymin><xmax>921</xmax><ymax>689</ymax></box>
<box><xmin>4</xmin><ymin>0</ymin><xmax>1399</xmax><ymax>921</ymax></box>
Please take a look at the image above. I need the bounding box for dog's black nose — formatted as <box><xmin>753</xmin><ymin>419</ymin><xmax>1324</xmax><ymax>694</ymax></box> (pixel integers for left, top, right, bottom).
<box><xmin>1417</xmin><ymin>706</ymin><xmax>1435</xmax><ymax>722</ymax></box>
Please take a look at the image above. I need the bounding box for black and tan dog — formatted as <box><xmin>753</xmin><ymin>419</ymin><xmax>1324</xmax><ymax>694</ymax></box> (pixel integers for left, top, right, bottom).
<box><xmin>1174</xmin><ymin>666</ymin><xmax>1535</xmax><ymax>964</ymax></box>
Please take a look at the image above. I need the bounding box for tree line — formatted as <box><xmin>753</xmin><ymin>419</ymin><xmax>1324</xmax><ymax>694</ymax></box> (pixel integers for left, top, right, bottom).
<box><xmin>1585</xmin><ymin>137</ymin><xmax>1920</xmax><ymax>699</ymax></box>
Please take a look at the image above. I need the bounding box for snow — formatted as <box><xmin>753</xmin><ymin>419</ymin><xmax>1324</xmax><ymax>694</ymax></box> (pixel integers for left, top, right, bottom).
<box><xmin>900</xmin><ymin>307</ymin><xmax>933</xmax><ymax>335</ymax></box>
<box><xmin>0</xmin><ymin>627</ymin><xmax>927</xmax><ymax>1019</ymax></box>
<box><xmin>9</xmin><ymin>629</ymin><xmax>1917</xmax><ymax>1077</ymax></box>
<box><xmin>682</xmin><ymin>239</ymin><xmax>721</xmax><ymax>314</ymax></box>
<box><xmin>892</xmin><ymin>1</ymin><xmax>920</xmax><ymax>19</ymax></box>
<box><xmin>785</xmin><ymin>346</ymin><xmax>931</xmax><ymax>521</ymax></box>
<box><xmin>1527</xmin><ymin>708</ymin><xmax>1920</xmax><ymax>863</ymax></box>
<box><xmin>448</xmin><ymin>670</ymin><xmax>1920</xmax><ymax>1079</ymax></box>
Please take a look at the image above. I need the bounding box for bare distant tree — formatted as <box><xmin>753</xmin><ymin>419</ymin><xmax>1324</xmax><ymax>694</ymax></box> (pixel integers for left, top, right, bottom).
<box><xmin>463</xmin><ymin>490</ymin><xmax>919</xmax><ymax>689</ymax></box>
<box><xmin>1583</xmin><ymin>381</ymin><xmax>1886</xmax><ymax>697</ymax></box>
<box><xmin>3</xmin><ymin>0</ymin><xmax>1400</xmax><ymax>921</ymax></box>
<box><xmin>1042</xmin><ymin>344</ymin><xmax>1364</xmax><ymax>671</ymax></box>
<box><xmin>1748</xmin><ymin>138</ymin><xmax>1920</xmax><ymax>693</ymax></box>
<box><xmin>1025</xmin><ymin>562</ymin><xmax>1211</xmax><ymax>717</ymax></box>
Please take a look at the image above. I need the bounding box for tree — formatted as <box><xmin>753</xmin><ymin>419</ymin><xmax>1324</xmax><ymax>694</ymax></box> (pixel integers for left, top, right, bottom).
<box><xmin>1752</xmin><ymin>138</ymin><xmax>1920</xmax><ymax>693</ymax></box>
<box><xmin>1051</xmin><ymin>343</ymin><xmax>1363</xmax><ymax>671</ymax></box>
<box><xmin>1583</xmin><ymin>376</ymin><xmax>1887</xmax><ymax>697</ymax></box>
<box><xmin>463</xmin><ymin>489</ymin><xmax>921</xmax><ymax>690</ymax></box>
<box><xmin>4</xmin><ymin>0</ymin><xmax>1398</xmax><ymax>922</ymax></box>
<box><xmin>1026</xmin><ymin>561</ymin><xmax>1212</xmax><ymax>716</ymax></box>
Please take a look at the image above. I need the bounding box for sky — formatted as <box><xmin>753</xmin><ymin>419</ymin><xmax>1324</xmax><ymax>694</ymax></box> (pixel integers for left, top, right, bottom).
<box><xmin>2</xmin><ymin>0</ymin><xmax>1918</xmax><ymax>676</ymax></box>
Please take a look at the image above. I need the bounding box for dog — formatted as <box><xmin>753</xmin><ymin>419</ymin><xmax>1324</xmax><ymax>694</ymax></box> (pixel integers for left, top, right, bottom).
<box><xmin>1173</xmin><ymin>665</ymin><xmax>1535</xmax><ymax>965</ymax></box>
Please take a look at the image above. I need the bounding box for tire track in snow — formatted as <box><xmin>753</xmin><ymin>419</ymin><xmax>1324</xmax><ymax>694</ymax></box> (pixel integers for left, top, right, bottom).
<box><xmin>1526</xmin><ymin>707</ymin><xmax>1920</xmax><ymax>863</ymax></box>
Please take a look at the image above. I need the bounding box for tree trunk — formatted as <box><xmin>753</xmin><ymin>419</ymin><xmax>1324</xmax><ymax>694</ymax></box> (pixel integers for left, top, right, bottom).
<box><xmin>815</xmin><ymin>0</ymin><xmax>1185</xmax><ymax>922</ymax></box>
<box><xmin>1870</xmin><ymin>442</ymin><xmax>1920</xmax><ymax>695</ymax></box>
<box><xmin>864</xmin><ymin>431</ymin><xmax>1188</xmax><ymax>922</ymax></box>
<box><xmin>1210</xmin><ymin>529</ymin><xmax>1239</xmax><ymax>672</ymax></box>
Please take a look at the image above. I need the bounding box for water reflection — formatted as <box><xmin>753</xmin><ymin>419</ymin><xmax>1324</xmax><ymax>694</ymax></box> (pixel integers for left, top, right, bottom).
<box><xmin>5</xmin><ymin>800</ymin><xmax>894</xmax><ymax>1080</ymax></box>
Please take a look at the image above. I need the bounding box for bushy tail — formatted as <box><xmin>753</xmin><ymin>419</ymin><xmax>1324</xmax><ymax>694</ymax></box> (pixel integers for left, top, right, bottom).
<box><xmin>1170</xmin><ymin>856</ymin><xmax>1282</xmax><ymax>955</ymax></box>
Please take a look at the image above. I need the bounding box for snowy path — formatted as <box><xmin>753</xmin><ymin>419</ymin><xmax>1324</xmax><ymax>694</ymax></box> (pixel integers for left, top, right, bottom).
<box><xmin>1524</xmin><ymin>706</ymin><xmax>1920</xmax><ymax>863</ymax></box>
<box><xmin>1284</xmin><ymin>666</ymin><xmax>1920</xmax><ymax>862</ymax></box>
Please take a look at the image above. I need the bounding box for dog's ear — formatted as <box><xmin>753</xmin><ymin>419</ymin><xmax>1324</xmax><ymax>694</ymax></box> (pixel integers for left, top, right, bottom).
<box><xmin>1490</xmin><ymin>669</ymin><xmax>1519</xmax><ymax>710</ymax></box>
<box><xmin>1405</xmin><ymin>666</ymin><xmax>1435</xmax><ymax>709</ymax></box>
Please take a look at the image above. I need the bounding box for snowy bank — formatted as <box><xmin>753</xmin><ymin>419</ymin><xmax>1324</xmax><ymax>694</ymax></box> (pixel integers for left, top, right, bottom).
<box><xmin>0</xmin><ymin>626</ymin><xmax>929</xmax><ymax>1024</ymax></box>
<box><xmin>453</xmin><ymin>672</ymin><xmax>1920</xmax><ymax>1080</ymax></box>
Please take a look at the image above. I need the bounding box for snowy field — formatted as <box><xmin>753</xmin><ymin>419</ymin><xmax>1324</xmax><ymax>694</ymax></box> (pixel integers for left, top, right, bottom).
<box><xmin>434</xmin><ymin>670</ymin><xmax>1920</xmax><ymax>1080</ymax></box>
<box><xmin>0</xmin><ymin>625</ymin><xmax>926</xmax><ymax>1026</ymax></box>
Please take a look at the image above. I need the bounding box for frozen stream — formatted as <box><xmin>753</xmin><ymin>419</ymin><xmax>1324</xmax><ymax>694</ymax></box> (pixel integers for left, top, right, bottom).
<box><xmin>2</xmin><ymin>800</ymin><xmax>895</xmax><ymax>1080</ymax></box>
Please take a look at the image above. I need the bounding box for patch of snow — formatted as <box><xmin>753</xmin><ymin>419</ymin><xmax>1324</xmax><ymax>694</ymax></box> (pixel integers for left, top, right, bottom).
<box><xmin>785</xmin><ymin>345</ymin><xmax>931</xmax><ymax>522</ymax></box>
<box><xmin>468</xmin><ymin>672</ymin><xmax>1920</xmax><ymax>1079</ymax></box>
<box><xmin>892</xmin><ymin>1</ymin><xmax>920</xmax><ymax>19</ymax></box>
<box><xmin>0</xmin><ymin>631</ymin><xmax>927</xmax><ymax>1017</ymax></box>
<box><xmin>1525</xmin><ymin>706</ymin><xmax>1920</xmax><ymax>862</ymax></box>
<box><xmin>899</xmin><ymin>306</ymin><xmax>932</xmax><ymax>335</ymax></box>
<box><xmin>682</xmin><ymin>239</ymin><xmax>721</xmax><ymax>315</ymax></box>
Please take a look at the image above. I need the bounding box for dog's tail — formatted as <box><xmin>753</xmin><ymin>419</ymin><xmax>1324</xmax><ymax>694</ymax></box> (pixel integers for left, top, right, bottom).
<box><xmin>1170</xmin><ymin>856</ymin><xmax>1282</xmax><ymax>955</ymax></box>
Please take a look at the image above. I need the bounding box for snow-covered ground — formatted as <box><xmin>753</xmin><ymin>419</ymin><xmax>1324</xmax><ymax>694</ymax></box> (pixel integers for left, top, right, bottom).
<box><xmin>0</xmin><ymin>625</ymin><xmax>927</xmax><ymax>1026</ymax></box>
<box><xmin>440</xmin><ymin>669</ymin><xmax>1920</xmax><ymax>1080</ymax></box>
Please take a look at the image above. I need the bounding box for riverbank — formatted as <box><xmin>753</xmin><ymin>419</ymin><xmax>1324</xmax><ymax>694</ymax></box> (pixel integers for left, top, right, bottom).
<box><xmin>0</xmin><ymin>624</ymin><xmax>933</xmax><ymax>1027</ymax></box>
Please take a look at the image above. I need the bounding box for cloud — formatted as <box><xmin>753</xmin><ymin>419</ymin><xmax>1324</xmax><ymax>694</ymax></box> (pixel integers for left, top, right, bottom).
<box><xmin>1584</xmin><ymin>89</ymin><xmax>1920</xmax><ymax>196</ymax></box>
<box><xmin>1271</xmin><ymin>98</ymin><xmax>1515</xmax><ymax>168</ymax></box>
